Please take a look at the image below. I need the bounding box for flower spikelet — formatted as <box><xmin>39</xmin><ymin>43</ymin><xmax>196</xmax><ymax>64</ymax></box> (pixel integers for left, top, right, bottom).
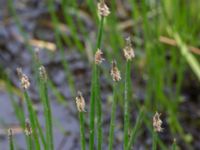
<box><xmin>16</xmin><ymin>68</ymin><xmax>30</xmax><ymax>90</ymax></box>
<box><xmin>76</xmin><ymin>91</ymin><xmax>86</xmax><ymax>112</ymax></box>
<box><xmin>95</xmin><ymin>49</ymin><xmax>104</xmax><ymax>65</ymax></box>
<box><xmin>25</xmin><ymin>119</ymin><xmax>32</xmax><ymax>136</ymax></box>
<box><xmin>97</xmin><ymin>0</ymin><xmax>110</xmax><ymax>17</ymax></box>
<box><xmin>110</xmin><ymin>60</ymin><xmax>121</xmax><ymax>82</ymax></box>
<box><xmin>153</xmin><ymin>112</ymin><xmax>163</xmax><ymax>132</ymax></box>
<box><xmin>39</xmin><ymin>66</ymin><xmax>48</xmax><ymax>82</ymax></box>
<box><xmin>123</xmin><ymin>37</ymin><xmax>135</xmax><ymax>61</ymax></box>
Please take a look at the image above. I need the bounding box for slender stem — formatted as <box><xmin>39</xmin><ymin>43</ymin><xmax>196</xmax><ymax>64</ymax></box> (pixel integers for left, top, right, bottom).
<box><xmin>108</xmin><ymin>83</ymin><xmax>117</xmax><ymax>150</ymax></box>
<box><xmin>44</xmin><ymin>81</ymin><xmax>54</xmax><ymax>150</ymax></box>
<box><xmin>152</xmin><ymin>131</ymin><xmax>157</xmax><ymax>150</ymax></box>
<box><xmin>124</xmin><ymin>61</ymin><xmax>131</xmax><ymax>150</ymax></box>
<box><xmin>79</xmin><ymin>112</ymin><xmax>86</xmax><ymax>150</ymax></box>
<box><xmin>89</xmin><ymin>65</ymin><xmax>97</xmax><ymax>150</ymax></box>
<box><xmin>127</xmin><ymin>108</ymin><xmax>144</xmax><ymax>150</ymax></box>
<box><xmin>89</xmin><ymin>15</ymin><xmax>105</xmax><ymax>150</ymax></box>
<box><xmin>96</xmin><ymin>68</ymin><xmax>102</xmax><ymax>150</ymax></box>
<box><xmin>27</xmin><ymin>135</ymin><xmax>32</xmax><ymax>150</ymax></box>
<box><xmin>9</xmin><ymin>133</ymin><xmax>14</xmax><ymax>150</ymax></box>
<box><xmin>23</xmin><ymin>91</ymin><xmax>40</xmax><ymax>150</ymax></box>
<box><xmin>96</xmin><ymin>15</ymin><xmax>105</xmax><ymax>150</ymax></box>
<box><xmin>97</xmin><ymin>16</ymin><xmax>105</xmax><ymax>49</ymax></box>
<box><xmin>172</xmin><ymin>139</ymin><xmax>177</xmax><ymax>150</ymax></box>
<box><xmin>34</xmin><ymin>110</ymin><xmax>46</xmax><ymax>148</ymax></box>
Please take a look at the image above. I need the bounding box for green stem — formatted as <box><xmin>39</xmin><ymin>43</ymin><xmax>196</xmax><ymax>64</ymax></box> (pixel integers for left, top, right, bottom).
<box><xmin>9</xmin><ymin>133</ymin><xmax>14</xmax><ymax>150</ymax></box>
<box><xmin>96</xmin><ymin>68</ymin><xmax>102</xmax><ymax>150</ymax></box>
<box><xmin>127</xmin><ymin>108</ymin><xmax>144</xmax><ymax>150</ymax></box>
<box><xmin>27</xmin><ymin>135</ymin><xmax>32</xmax><ymax>150</ymax></box>
<box><xmin>153</xmin><ymin>131</ymin><xmax>157</xmax><ymax>150</ymax></box>
<box><xmin>96</xmin><ymin>15</ymin><xmax>105</xmax><ymax>150</ymax></box>
<box><xmin>96</xmin><ymin>16</ymin><xmax>105</xmax><ymax>49</ymax></box>
<box><xmin>44</xmin><ymin>82</ymin><xmax>54</xmax><ymax>150</ymax></box>
<box><xmin>89</xmin><ymin>14</ymin><xmax>105</xmax><ymax>150</ymax></box>
<box><xmin>79</xmin><ymin>112</ymin><xmax>86</xmax><ymax>150</ymax></box>
<box><xmin>40</xmin><ymin>79</ymin><xmax>54</xmax><ymax>150</ymax></box>
<box><xmin>172</xmin><ymin>139</ymin><xmax>177</xmax><ymax>150</ymax></box>
<box><xmin>108</xmin><ymin>83</ymin><xmax>117</xmax><ymax>150</ymax></box>
<box><xmin>124</xmin><ymin>60</ymin><xmax>131</xmax><ymax>150</ymax></box>
<box><xmin>24</xmin><ymin>91</ymin><xmax>40</xmax><ymax>150</ymax></box>
<box><xmin>89</xmin><ymin>65</ymin><xmax>97</xmax><ymax>150</ymax></box>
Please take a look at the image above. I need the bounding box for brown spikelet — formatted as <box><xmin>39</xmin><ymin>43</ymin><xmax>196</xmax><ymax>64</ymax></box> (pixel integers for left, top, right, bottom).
<box><xmin>25</xmin><ymin>119</ymin><xmax>32</xmax><ymax>136</ymax></box>
<box><xmin>153</xmin><ymin>112</ymin><xmax>163</xmax><ymax>132</ymax></box>
<box><xmin>76</xmin><ymin>91</ymin><xmax>86</xmax><ymax>112</ymax></box>
<box><xmin>110</xmin><ymin>60</ymin><xmax>121</xmax><ymax>82</ymax></box>
<box><xmin>16</xmin><ymin>68</ymin><xmax>30</xmax><ymax>90</ymax></box>
<box><xmin>8</xmin><ymin>128</ymin><xmax>13</xmax><ymax>139</ymax></box>
<box><xmin>95</xmin><ymin>49</ymin><xmax>105</xmax><ymax>65</ymax></box>
<box><xmin>97</xmin><ymin>0</ymin><xmax>110</xmax><ymax>17</ymax></box>
<box><xmin>39</xmin><ymin>66</ymin><xmax>48</xmax><ymax>82</ymax></box>
<box><xmin>123</xmin><ymin>37</ymin><xmax>135</xmax><ymax>61</ymax></box>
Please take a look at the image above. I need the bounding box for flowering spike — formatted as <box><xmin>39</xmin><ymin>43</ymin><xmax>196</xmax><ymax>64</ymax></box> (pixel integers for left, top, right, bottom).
<box><xmin>95</xmin><ymin>49</ymin><xmax>105</xmax><ymax>65</ymax></box>
<box><xmin>25</xmin><ymin>119</ymin><xmax>32</xmax><ymax>136</ymax></box>
<box><xmin>97</xmin><ymin>0</ymin><xmax>110</xmax><ymax>17</ymax></box>
<box><xmin>153</xmin><ymin>112</ymin><xmax>163</xmax><ymax>132</ymax></box>
<box><xmin>110</xmin><ymin>60</ymin><xmax>121</xmax><ymax>82</ymax></box>
<box><xmin>76</xmin><ymin>91</ymin><xmax>86</xmax><ymax>112</ymax></box>
<box><xmin>8</xmin><ymin>128</ymin><xmax>13</xmax><ymax>139</ymax></box>
<box><xmin>39</xmin><ymin>66</ymin><xmax>48</xmax><ymax>82</ymax></box>
<box><xmin>16</xmin><ymin>68</ymin><xmax>30</xmax><ymax>90</ymax></box>
<box><xmin>123</xmin><ymin>37</ymin><xmax>135</xmax><ymax>61</ymax></box>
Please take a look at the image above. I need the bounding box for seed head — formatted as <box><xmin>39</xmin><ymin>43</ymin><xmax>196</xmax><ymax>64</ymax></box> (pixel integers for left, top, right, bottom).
<box><xmin>97</xmin><ymin>0</ymin><xmax>110</xmax><ymax>17</ymax></box>
<box><xmin>153</xmin><ymin>112</ymin><xmax>163</xmax><ymax>132</ymax></box>
<box><xmin>39</xmin><ymin>66</ymin><xmax>47</xmax><ymax>82</ymax></box>
<box><xmin>123</xmin><ymin>37</ymin><xmax>135</xmax><ymax>61</ymax></box>
<box><xmin>110</xmin><ymin>60</ymin><xmax>121</xmax><ymax>82</ymax></box>
<box><xmin>8</xmin><ymin>128</ymin><xmax>13</xmax><ymax>139</ymax></box>
<box><xmin>76</xmin><ymin>91</ymin><xmax>86</xmax><ymax>112</ymax></box>
<box><xmin>25</xmin><ymin>119</ymin><xmax>32</xmax><ymax>136</ymax></box>
<box><xmin>16</xmin><ymin>68</ymin><xmax>30</xmax><ymax>90</ymax></box>
<box><xmin>95</xmin><ymin>49</ymin><xmax>104</xmax><ymax>65</ymax></box>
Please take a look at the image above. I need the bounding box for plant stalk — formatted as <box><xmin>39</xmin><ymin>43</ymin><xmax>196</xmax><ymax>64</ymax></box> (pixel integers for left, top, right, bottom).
<box><xmin>79</xmin><ymin>112</ymin><xmax>86</xmax><ymax>150</ymax></box>
<box><xmin>108</xmin><ymin>83</ymin><xmax>117</xmax><ymax>150</ymax></box>
<box><xmin>124</xmin><ymin>60</ymin><xmax>131</xmax><ymax>150</ymax></box>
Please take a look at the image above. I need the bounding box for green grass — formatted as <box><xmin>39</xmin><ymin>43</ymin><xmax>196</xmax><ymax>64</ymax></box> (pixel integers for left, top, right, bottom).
<box><xmin>3</xmin><ymin>0</ymin><xmax>200</xmax><ymax>149</ymax></box>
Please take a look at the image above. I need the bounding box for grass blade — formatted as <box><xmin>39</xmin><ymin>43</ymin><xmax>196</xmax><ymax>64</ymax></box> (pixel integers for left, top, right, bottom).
<box><xmin>127</xmin><ymin>107</ymin><xmax>144</xmax><ymax>150</ymax></box>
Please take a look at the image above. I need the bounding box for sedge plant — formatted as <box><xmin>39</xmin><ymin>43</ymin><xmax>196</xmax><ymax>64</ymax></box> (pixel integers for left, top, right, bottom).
<box><xmin>38</xmin><ymin>66</ymin><xmax>54</xmax><ymax>150</ymax></box>
<box><xmin>123</xmin><ymin>37</ymin><xmax>135</xmax><ymax>150</ymax></box>
<box><xmin>75</xmin><ymin>92</ymin><xmax>86</xmax><ymax>150</ymax></box>
<box><xmin>108</xmin><ymin>60</ymin><xmax>121</xmax><ymax>150</ymax></box>
<box><xmin>89</xmin><ymin>1</ymin><xmax>110</xmax><ymax>150</ymax></box>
